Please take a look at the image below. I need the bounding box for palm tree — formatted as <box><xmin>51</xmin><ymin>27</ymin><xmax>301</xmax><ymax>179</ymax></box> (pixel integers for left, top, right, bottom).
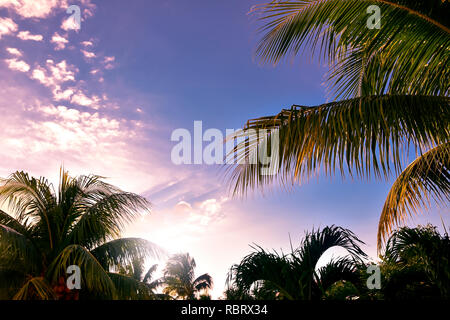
<box><xmin>116</xmin><ymin>259</ymin><xmax>171</xmax><ymax>300</ymax></box>
<box><xmin>162</xmin><ymin>253</ymin><xmax>213</xmax><ymax>300</ymax></box>
<box><xmin>226</xmin><ymin>0</ymin><xmax>449</xmax><ymax>250</ymax></box>
<box><xmin>0</xmin><ymin>169</ymin><xmax>162</xmax><ymax>300</ymax></box>
<box><xmin>226</xmin><ymin>225</ymin><xmax>367</xmax><ymax>300</ymax></box>
<box><xmin>380</xmin><ymin>224</ymin><xmax>450</xmax><ymax>299</ymax></box>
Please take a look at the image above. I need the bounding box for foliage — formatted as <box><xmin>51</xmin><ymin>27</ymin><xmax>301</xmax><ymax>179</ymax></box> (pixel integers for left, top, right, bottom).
<box><xmin>226</xmin><ymin>225</ymin><xmax>367</xmax><ymax>300</ymax></box>
<box><xmin>380</xmin><ymin>224</ymin><xmax>450</xmax><ymax>299</ymax></box>
<box><xmin>227</xmin><ymin>0</ymin><xmax>450</xmax><ymax>249</ymax></box>
<box><xmin>0</xmin><ymin>168</ymin><xmax>163</xmax><ymax>300</ymax></box>
<box><xmin>162</xmin><ymin>253</ymin><xmax>213</xmax><ymax>300</ymax></box>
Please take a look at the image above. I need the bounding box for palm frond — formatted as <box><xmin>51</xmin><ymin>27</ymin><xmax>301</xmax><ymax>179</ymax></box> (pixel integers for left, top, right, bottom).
<box><xmin>107</xmin><ymin>272</ymin><xmax>153</xmax><ymax>300</ymax></box>
<box><xmin>227</xmin><ymin>95</ymin><xmax>449</xmax><ymax>195</ymax></box>
<box><xmin>0</xmin><ymin>171</ymin><xmax>56</xmax><ymax>249</ymax></box>
<box><xmin>252</xmin><ymin>1</ymin><xmax>450</xmax><ymax>97</ymax></box>
<box><xmin>90</xmin><ymin>238</ymin><xmax>164</xmax><ymax>270</ymax></box>
<box><xmin>297</xmin><ymin>225</ymin><xmax>367</xmax><ymax>270</ymax></box>
<box><xmin>229</xmin><ymin>225</ymin><xmax>366</xmax><ymax>299</ymax></box>
<box><xmin>143</xmin><ymin>264</ymin><xmax>158</xmax><ymax>284</ymax></box>
<box><xmin>378</xmin><ymin>143</ymin><xmax>450</xmax><ymax>250</ymax></box>
<box><xmin>163</xmin><ymin>253</ymin><xmax>197</xmax><ymax>285</ymax></box>
<box><xmin>229</xmin><ymin>248</ymin><xmax>297</xmax><ymax>300</ymax></box>
<box><xmin>0</xmin><ymin>224</ymin><xmax>40</xmax><ymax>273</ymax></box>
<box><xmin>66</xmin><ymin>192</ymin><xmax>151</xmax><ymax>249</ymax></box>
<box><xmin>193</xmin><ymin>273</ymin><xmax>213</xmax><ymax>291</ymax></box>
<box><xmin>0</xmin><ymin>209</ymin><xmax>30</xmax><ymax>236</ymax></box>
<box><xmin>382</xmin><ymin>225</ymin><xmax>450</xmax><ymax>297</ymax></box>
<box><xmin>47</xmin><ymin>244</ymin><xmax>117</xmax><ymax>299</ymax></box>
<box><xmin>0</xmin><ymin>171</ymin><xmax>55</xmax><ymax>219</ymax></box>
<box><xmin>13</xmin><ymin>277</ymin><xmax>57</xmax><ymax>300</ymax></box>
<box><xmin>315</xmin><ymin>257</ymin><xmax>361</xmax><ymax>294</ymax></box>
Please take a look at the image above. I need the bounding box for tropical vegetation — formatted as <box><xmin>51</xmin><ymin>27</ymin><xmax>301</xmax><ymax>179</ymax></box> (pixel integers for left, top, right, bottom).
<box><xmin>162</xmin><ymin>253</ymin><xmax>213</xmax><ymax>300</ymax></box>
<box><xmin>226</xmin><ymin>224</ymin><xmax>450</xmax><ymax>300</ymax></box>
<box><xmin>225</xmin><ymin>225</ymin><xmax>367</xmax><ymax>300</ymax></box>
<box><xmin>0</xmin><ymin>169</ymin><xmax>162</xmax><ymax>300</ymax></box>
<box><xmin>226</xmin><ymin>0</ymin><xmax>449</xmax><ymax>251</ymax></box>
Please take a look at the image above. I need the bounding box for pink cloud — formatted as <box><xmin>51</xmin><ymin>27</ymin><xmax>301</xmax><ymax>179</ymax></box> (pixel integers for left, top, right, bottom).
<box><xmin>0</xmin><ymin>0</ymin><xmax>68</xmax><ymax>18</ymax></box>
<box><xmin>0</xmin><ymin>17</ymin><xmax>17</xmax><ymax>39</ymax></box>
<box><xmin>0</xmin><ymin>77</ymin><xmax>172</xmax><ymax>194</ymax></box>
<box><xmin>70</xmin><ymin>91</ymin><xmax>101</xmax><ymax>109</ymax></box>
<box><xmin>51</xmin><ymin>32</ymin><xmax>68</xmax><ymax>50</ymax></box>
<box><xmin>6</xmin><ymin>47</ymin><xmax>22</xmax><ymax>56</ymax></box>
<box><xmin>104</xmin><ymin>56</ymin><xmax>115</xmax><ymax>63</ymax></box>
<box><xmin>4</xmin><ymin>58</ymin><xmax>30</xmax><ymax>72</ymax></box>
<box><xmin>102</xmin><ymin>56</ymin><xmax>116</xmax><ymax>70</ymax></box>
<box><xmin>81</xmin><ymin>40</ymin><xmax>93</xmax><ymax>47</ymax></box>
<box><xmin>61</xmin><ymin>15</ymin><xmax>79</xmax><ymax>31</ymax></box>
<box><xmin>17</xmin><ymin>30</ymin><xmax>44</xmax><ymax>41</ymax></box>
<box><xmin>81</xmin><ymin>49</ymin><xmax>96</xmax><ymax>59</ymax></box>
<box><xmin>52</xmin><ymin>86</ymin><xmax>74</xmax><ymax>101</ymax></box>
<box><xmin>30</xmin><ymin>60</ymin><xmax>77</xmax><ymax>101</ymax></box>
<box><xmin>31</xmin><ymin>60</ymin><xmax>76</xmax><ymax>87</ymax></box>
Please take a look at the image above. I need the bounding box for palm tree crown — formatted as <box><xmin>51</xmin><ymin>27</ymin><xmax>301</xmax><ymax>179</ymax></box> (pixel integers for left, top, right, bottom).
<box><xmin>162</xmin><ymin>253</ymin><xmax>213</xmax><ymax>299</ymax></box>
<box><xmin>0</xmin><ymin>168</ymin><xmax>162</xmax><ymax>299</ymax></box>
<box><xmin>227</xmin><ymin>225</ymin><xmax>367</xmax><ymax>300</ymax></box>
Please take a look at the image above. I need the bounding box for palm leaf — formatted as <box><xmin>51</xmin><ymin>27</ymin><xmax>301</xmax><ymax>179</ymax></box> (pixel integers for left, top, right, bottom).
<box><xmin>226</xmin><ymin>95</ymin><xmax>449</xmax><ymax>195</ymax></box>
<box><xmin>47</xmin><ymin>244</ymin><xmax>117</xmax><ymax>299</ymax></box>
<box><xmin>13</xmin><ymin>277</ymin><xmax>57</xmax><ymax>300</ymax></box>
<box><xmin>0</xmin><ymin>171</ymin><xmax>56</xmax><ymax>249</ymax></box>
<box><xmin>0</xmin><ymin>224</ymin><xmax>40</xmax><ymax>273</ymax></box>
<box><xmin>0</xmin><ymin>209</ymin><xmax>31</xmax><ymax>236</ymax></box>
<box><xmin>66</xmin><ymin>192</ymin><xmax>151</xmax><ymax>249</ymax></box>
<box><xmin>252</xmin><ymin>1</ymin><xmax>450</xmax><ymax>98</ymax></box>
<box><xmin>383</xmin><ymin>225</ymin><xmax>450</xmax><ymax>297</ymax></box>
<box><xmin>315</xmin><ymin>257</ymin><xmax>361</xmax><ymax>295</ymax></box>
<box><xmin>296</xmin><ymin>225</ymin><xmax>367</xmax><ymax>270</ymax></box>
<box><xmin>193</xmin><ymin>273</ymin><xmax>213</xmax><ymax>291</ymax></box>
<box><xmin>90</xmin><ymin>238</ymin><xmax>164</xmax><ymax>270</ymax></box>
<box><xmin>378</xmin><ymin>144</ymin><xmax>450</xmax><ymax>249</ymax></box>
<box><xmin>107</xmin><ymin>272</ymin><xmax>152</xmax><ymax>299</ymax></box>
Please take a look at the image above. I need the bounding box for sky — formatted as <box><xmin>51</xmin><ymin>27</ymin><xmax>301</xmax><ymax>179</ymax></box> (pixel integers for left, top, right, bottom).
<box><xmin>0</xmin><ymin>0</ymin><xmax>447</xmax><ymax>299</ymax></box>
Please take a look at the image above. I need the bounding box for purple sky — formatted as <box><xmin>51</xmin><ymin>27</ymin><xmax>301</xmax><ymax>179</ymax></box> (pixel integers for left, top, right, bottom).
<box><xmin>0</xmin><ymin>0</ymin><xmax>446</xmax><ymax>298</ymax></box>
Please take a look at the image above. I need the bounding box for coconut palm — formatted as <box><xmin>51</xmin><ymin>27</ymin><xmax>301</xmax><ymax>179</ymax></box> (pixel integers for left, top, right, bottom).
<box><xmin>227</xmin><ymin>0</ymin><xmax>449</xmax><ymax>250</ymax></box>
<box><xmin>226</xmin><ymin>225</ymin><xmax>367</xmax><ymax>300</ymax></box>
<box><xmin>0</xmin><ymin>169</ymin><xmax>162</xmax><ymax>300</ymax></box>
<box><xmin>162</xmin><ymin>253</ymin><xmax>213</xmax><ymax>300</ymax></box>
